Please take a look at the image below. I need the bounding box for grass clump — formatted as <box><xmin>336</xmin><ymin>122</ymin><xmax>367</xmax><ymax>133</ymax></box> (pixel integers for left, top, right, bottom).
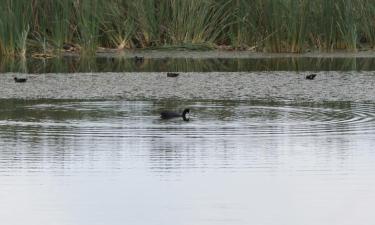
<box><xmin>0</xmin><ymin>0</ymin><xmax>32</xmax><ymax>56</ymax></box>
<box><xmin>1</xmin><ymin>0</ymin><xmax>375</xmax><ymax>56</ymax></box>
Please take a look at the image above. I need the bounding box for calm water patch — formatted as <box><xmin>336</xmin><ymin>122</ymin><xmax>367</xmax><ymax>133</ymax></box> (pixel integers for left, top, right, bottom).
<box><xmin>1</xmin><ymin>100</ymin><xmax>375</xmax><ymax>225</ymax></box>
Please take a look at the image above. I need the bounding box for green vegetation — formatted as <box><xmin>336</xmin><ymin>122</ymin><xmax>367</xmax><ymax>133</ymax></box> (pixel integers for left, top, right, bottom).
<box><xmin>1</xmin><ymin>0</ymin><xmax>375</xmax><ymax>56</ymax></box>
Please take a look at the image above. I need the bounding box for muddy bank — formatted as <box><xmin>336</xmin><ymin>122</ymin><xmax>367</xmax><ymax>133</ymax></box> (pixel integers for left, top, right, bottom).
<box><xmin>75</xmin><ymin>49</ymin><xmax>375</xmax><ymax>59</ymax></box>
<box><xmin>1</xmin><ymin>71</ymin><xmax>375</xmax><ymax>102</ymax></box>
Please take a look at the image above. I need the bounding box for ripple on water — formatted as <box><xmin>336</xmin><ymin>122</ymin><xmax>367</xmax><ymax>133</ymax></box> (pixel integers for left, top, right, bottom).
<box><xmin>0</xmin><ymin>101</ymin><xmax>375</xmax><ymax>139</ymax></box>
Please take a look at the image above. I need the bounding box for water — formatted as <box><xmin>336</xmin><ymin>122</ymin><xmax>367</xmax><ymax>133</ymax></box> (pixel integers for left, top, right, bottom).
<box><xmin>1</xmin><ymin>99</ymin><xmax>375</xmax><ymax>225</ymax></box>
<box><xmin>3</xmin><ymin>56</ymin><xmax>375</xmax><ymax>73</ymax></box>
<box><xmin>3</xmin><ymin>71</ymin><xmax>375</xmax><ymax>101</ymax></box>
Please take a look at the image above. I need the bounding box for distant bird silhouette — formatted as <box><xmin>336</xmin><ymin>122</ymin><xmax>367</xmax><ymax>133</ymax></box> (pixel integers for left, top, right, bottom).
<box><xmin>134</xmin><ymin>56</ymin><xmax>144</xmax><ymax>64</ymax></box>
<box><xmin>160</xmin><ymin>108</ymin><xmax>190</xmax><ymax>121</ymax></box>
<box><xmin>360</xmin><ymin>36</ymin><xmax>368</xmax><ymax>44</ymax></box>
<box><xmin>62</xmin><ymin>43</ymin><xmax>76</xmax><ymax>52</ymax></box>
<box><xmin>14</xmin><ymin>77</ymin><xmax>27</xmax><ymax>83</ymax></box>
<box><xmin>167</xmin><ymin>72</ymin><xmax>179</xmax><ymax>77</ymax></box>
<box><xmin>306</xmin><ymin>74</ymin><xmax>317</xmax><ymax>80</ymax></box>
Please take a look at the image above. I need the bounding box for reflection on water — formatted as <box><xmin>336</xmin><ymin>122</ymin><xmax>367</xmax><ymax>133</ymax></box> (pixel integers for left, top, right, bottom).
<box><xmin>1</xmin><ymin>56</ymin><xmax>375</xmax><ymax>73</ymax></box>
<box><xmin>1</xmin><ymin>100</ymin><xmax>375</xmax><ymax>225</ymax></box>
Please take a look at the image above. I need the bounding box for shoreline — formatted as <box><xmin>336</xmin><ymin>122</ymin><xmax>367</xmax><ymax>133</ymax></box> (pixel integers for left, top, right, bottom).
<box><xmin>63</xmin><ymin>49</ymin><xmax>375</xmax><ymax>59</ymax></box>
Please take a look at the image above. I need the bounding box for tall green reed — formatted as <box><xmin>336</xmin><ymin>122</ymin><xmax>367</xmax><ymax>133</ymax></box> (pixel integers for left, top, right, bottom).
<box><xmin>29</xmin><ymin>0</ymin><xmax>75</xmax><ymax>52</ymax></box>
<box><xmin>75</xmin><ymin>0</ymin><xmax>103</xmax><ymax>54</ymax></box>
<box><xmin>334</xmin><ymin>0</ymin><xmax>358</xmax><ymax>51</ymax></box>
<box><xmin>357</xmin><ymin>0</ymin><xmax>375</xmax><ymax>47</ymax></box>
<box><xmin>0</xmin><ymin>0</ymin><xmax>32</xmax><ymax>56</ymax></box>
<box><xmin>1</xmin><ymin>0</ymin><xmax>375</xmax><ymax>56</ymax></box>
<box><xmin>225</xmin><ymin>0</ymin><xmax>263</xmax><ymax>49</ymax></box>
<box><xmin>130</xmin><ymin>0</ymin><xmax>162</xmax><ymax>47</ymax></box>
<box><xmin>165</xmin><ymin>0</ymin><xmax>230</xmax><ymax>46</ymax></box>
<box><xmin>101</xmin><ymin>0</ymin><xmax>136</xmax><ymax>49</ymax></box>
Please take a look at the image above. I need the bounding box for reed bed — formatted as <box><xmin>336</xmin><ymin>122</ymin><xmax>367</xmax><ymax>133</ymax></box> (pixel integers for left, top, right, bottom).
<box><xmin>0</xmin><ymin>0</ymin><xmax>375</xmax><ymax>56</ymax></box>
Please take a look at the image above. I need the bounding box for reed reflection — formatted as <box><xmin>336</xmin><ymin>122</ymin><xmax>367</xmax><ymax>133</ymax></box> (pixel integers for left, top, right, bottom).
<box><xmin>2</xmin><ymin>57</ymin><xmax>375</xmax><ymax>73</ymax></box>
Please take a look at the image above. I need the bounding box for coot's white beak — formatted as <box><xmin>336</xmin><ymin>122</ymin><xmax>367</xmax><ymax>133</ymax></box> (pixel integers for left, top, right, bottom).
<box><xmin>185</xmin><ymin>112</ymin><xmax>190</xmax><ymax>120</ymax></box>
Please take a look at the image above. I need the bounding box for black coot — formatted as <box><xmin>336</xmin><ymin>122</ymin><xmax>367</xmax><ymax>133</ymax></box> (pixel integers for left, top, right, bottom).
<box><xmin>160</xmin><ymin>108</ymin><xmax>190</xmax><ymax>121</ymax></box>
<box><xmin>14</xmin><ymin>77</ymin><xmax>27</xmax><ymax>83</ymax></box>
<box><xmin>167</xmin><ymin>72</ymin><xmax>179</xmax><ymax>77</ymax></box>
<box><xmin>306</xmin><ymin>74</ymin><xmax>317</xmax><ymax>80</ymax></box>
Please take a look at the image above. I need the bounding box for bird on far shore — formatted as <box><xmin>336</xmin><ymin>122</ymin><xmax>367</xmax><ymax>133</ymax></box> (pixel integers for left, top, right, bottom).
<box><xmin>62</xmin><ymin>42</ymin><xmax>77</xmax><ymax>52</ymax></box>
<box><xmin>14</xmin><ymin>77</ymin><xmax>27</xmax><ymax>83</ymax></box>
<box><xmin>134</xmin><ymin>56</ymin><xmax>144</xmax><ymax>64</ymax></box>
<box><xmin>167</xmin><ymin>72</ymin><xmax>179</xmax><ymax>77</ymax></box>
<box><xmin>306</xmin><ymin>74</ymin><xmax>317</xmax><ymax>80</ymax></box>
<box><xmin>160</xmin><ymin>108</ymin><xmax>190</xmax><ymax>121</ymax></box>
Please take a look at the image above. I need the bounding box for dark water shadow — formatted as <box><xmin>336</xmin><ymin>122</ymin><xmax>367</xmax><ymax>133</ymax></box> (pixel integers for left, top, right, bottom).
<box><xmin>1</xmin><ymin>56</ymin><xmax>375</xmax><ymax>73</ymax></box>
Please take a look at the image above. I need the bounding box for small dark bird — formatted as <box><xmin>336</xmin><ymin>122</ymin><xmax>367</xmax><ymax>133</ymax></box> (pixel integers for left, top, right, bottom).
<box><xmin>160</xmin><ymin>108</ymin><xmax>190</xmax><ymax>121</ymax></box>
<box><xmin>134</xmin><ymin>56</ymin><xmax>144</xmax><ymax>63</ymax></box>
<box><xmin>62</xmin><ymin>43</ymin><xmax>76</xmax><ymax>51</ymax></box>
<box><xmin>14</xmin><ymin>77</ymin><xmax>27</xmax><ymax>83</ymax></box>
<box><xmin>167</xmin><ymin>72</ymin><xmax>179</xmax><ymax>77</ymax></box>
<box><xmin>360</xmin><ymin>36</ymin><xmax>368</xmax><ymax>44</ymax></box>
<box><xmin>306</xmin><ymin>74</ymin><xmax>317</xmax><ymax>80</ymax></box>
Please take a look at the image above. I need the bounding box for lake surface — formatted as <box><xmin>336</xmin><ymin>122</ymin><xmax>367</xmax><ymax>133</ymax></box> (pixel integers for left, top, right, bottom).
<box><xmin>1</xmin><ymin>99</ymin><xmax>375</xmax><ymax>225</ymax></box>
